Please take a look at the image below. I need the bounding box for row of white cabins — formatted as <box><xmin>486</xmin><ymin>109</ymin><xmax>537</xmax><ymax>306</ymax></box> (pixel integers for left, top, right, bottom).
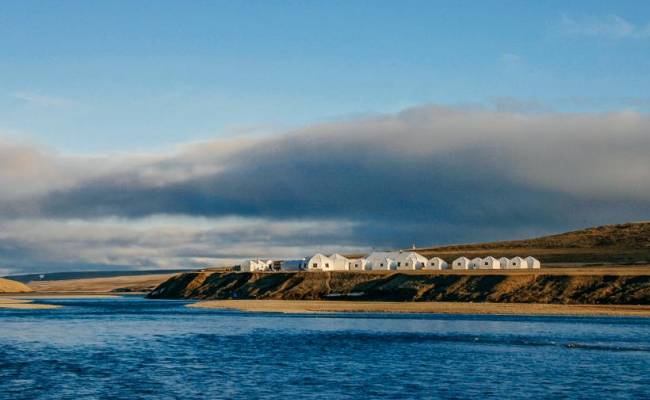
<box><xmin>240</xmin><ymin>251</ymin><xmax>541</xmax><ymax>272</ymax></box>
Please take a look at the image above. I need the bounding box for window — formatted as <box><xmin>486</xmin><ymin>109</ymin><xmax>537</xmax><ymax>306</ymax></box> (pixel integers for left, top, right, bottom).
<box><xmin>325</xmin><ymin>263</ymin><xmax>329</xmax><ymax>268</ymax></box>
<box><xmin>485</xmin><ymin>262</ymin><xmax>488</xmax><ymax>265</ymax></box>
<box><xmin>397</xmin><ymin>262</ymin><xmax>401</xmax><ymax>267</ymax></box>
<box><xmin>380</xmin><ymin>263</ymin><xmax>384</xmax><ymax>267</ymax></box>
<box><xmin>313</xmin><ymin>263</ymin><xmax>317</xmax><ymax>268</ymax></box>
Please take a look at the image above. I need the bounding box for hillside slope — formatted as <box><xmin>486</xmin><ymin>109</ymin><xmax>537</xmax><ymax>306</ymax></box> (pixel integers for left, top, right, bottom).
<box><xmin>412</xmin><ymin>222</ymin><xmax>650</xmax><ymax>264</ymax></box>
<box><xmin>148</xmin><ymin>271</ymin><xmax>650</xmax><ymax>305</ymax></box>
<box><xmin>0</xmin><ymin>278</ymin><xmax>33</xmax><ymax>293</ymax></box>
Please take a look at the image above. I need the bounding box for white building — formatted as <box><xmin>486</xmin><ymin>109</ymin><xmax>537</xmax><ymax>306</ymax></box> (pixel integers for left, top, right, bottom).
<box><xmin>510</xmin><ymin>256</ymin><xmax>529</xmax><ymax>269</ymax></box>
<box><xmin>499</xmin><ymin>257</ymin><xmax>510</xmax><ymax>269</ymax></box>
<box><xmin>452</xmin><ymin>257</ymin><xmax>471</xmax><ymax>270</ymax></box>
<box><xmin>470</xmin><ymin>257</ymin><xmax>483</xmax><ymax>270</ymax></box>
<box><xmin>330</xmin><ymin>253</ymin><xmax>351</xmax><ymax>271</ymax></box>
<box><xmin>480</xmin><ymin>256</ymin><xmax>500</xmax><ymax>269</ymax></box>
<box><xmin>348</xmin><ymin>258</ymin><xmax>368</xmax><ymax>271</ymax></box>
<box><xmin>395</xmin><ymin>252</ymin><xmax>428</xmax><ymax>270</ymax></box>
<box><xmin>376</xmin><ymin>257</ymin><xmax>395</xmax><ymax>270</ymax></box>
<box><xmin>526</xmin><ymin>256</ymin><xmax>541</xmax><ymax>269</ymax></box>
<box><xmin>307</xmin><ymin>253</ymin><xmax>332</xmax><ymax>271</ymax></box>
<box><xmin>240</xmin><ymin>259</ymin><xmax>269</xmax><ymax>272</ymax></box>
<box><xmin>280</xmin><ymin>259</ymin><xmax>306</xmax><ymax>271</ymax></box>
<box><xmin>366</xmin><ymin>252</ymin><xmax>399</xmax><ymax>270</ymax></box>
<box><xmin>425</xmin><ymin>257</ymin><xmax>448</xmax><ymax>270</ymax></box>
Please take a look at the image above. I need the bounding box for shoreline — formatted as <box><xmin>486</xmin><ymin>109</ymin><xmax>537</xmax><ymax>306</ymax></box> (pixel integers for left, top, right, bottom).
<box><xmin>0</xmin><ymin>298</ymin><xmax>61</xmax><ymax>310</ymax></box>
<box><xmin>188</xmin><ymin>300</ymin><xmax>650</xmax><ymax>317</ymax></box>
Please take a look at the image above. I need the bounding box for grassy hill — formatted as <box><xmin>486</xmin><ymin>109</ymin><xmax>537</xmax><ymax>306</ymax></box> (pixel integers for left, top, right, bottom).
<box><xmin>409</xmin><ymin>222</ymin><xmax>650</xmax><ymax>265</ymax></box>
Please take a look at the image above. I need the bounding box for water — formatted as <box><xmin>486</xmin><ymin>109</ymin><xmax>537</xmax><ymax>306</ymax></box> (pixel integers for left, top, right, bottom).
<box><xmin>1</xmin><ymin>297</ymin><xmax>649</xmax><ymax>399</ymax></box>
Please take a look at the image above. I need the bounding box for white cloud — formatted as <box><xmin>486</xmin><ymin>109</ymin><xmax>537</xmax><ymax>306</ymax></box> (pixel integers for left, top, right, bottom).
<box><xmin>557</xmin><ymin>14</ymin><xmax>650</xmax><ymax>38</ymax></box>
<box><xmin>10</xmin><ymin>92</ymin><xmax>76</xmax><ymax>108</ymax></box>
<box><xmin>0</xmin><ymin>216</ymin><xmax>365</xmax><ymax>275</ymax></box>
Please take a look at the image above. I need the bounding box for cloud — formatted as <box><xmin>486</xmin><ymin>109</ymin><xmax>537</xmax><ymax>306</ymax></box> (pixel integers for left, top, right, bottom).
<box><xmin>10</xmin><ymin>92</ymin><xmax>76</xmax><ymax>108</ymax></box>
<box><xmin>1</xmin><ymin>105</ymin><xmax>650</xmax><ymax>273</ymax></box>
<box><xmin>489</xmin><ymin>97</ymin><xmax>552</xmax><ymax>113</ymax></box>
<box><xmin>557</xmin><ymin>14</ymin><xmax>650</xmax><ymax>38</ymax></box>
<box><xmin>0</xmin><ymin>216</ymin><xmax>365</xmax><ymax>275</ymax></box>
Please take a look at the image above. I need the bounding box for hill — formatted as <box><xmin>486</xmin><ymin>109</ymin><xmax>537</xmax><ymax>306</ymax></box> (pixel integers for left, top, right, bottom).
<box><xmin>411</xmin><ymin>222</ymin><xmax>650</xmax><ymax>264</ymax></box>
<box><xmin>0</xmin><ymin>278</ymin><xmax>33</xmax><ymax>293</ymax></box>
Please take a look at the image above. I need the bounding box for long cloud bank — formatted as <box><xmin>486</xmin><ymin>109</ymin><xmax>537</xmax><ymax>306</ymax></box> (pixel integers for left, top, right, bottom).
<box><xmin>1</xmin><ymin>106</ymin><xmax>649</xmax><ymax>274</ymax></box>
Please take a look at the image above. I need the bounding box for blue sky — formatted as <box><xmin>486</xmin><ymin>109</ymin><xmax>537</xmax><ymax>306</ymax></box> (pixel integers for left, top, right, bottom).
<box><xmin>1</xmin><ymin>0</ymin><xmax>649</xmax><ymax>153</ymax></box>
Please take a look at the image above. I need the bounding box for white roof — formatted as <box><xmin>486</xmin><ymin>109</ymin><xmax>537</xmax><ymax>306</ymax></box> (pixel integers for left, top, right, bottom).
<box><xmin>366</xmin><ymin>251</ymin><xmax>401</xmax><ymax>260</ymax></box>
<box><xmin>330</xmin><ymin>253</ymin><xmax>349</xmax><ymax>262</ymax></box>
<box><xmin>309</xmin><ymin>253</ymin><xmax>331</xmax><ymax>263</ymax></box>
<box><xmin>396</xmin><ymin>251</ymin><xmax>427</xmax><ymax>262</ymax></box>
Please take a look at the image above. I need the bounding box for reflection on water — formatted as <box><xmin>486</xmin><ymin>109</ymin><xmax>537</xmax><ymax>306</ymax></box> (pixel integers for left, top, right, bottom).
<box><xmin>1</xmin><ymin>297</ymin><xmax>649</xmax><ymax>399</ymax></box>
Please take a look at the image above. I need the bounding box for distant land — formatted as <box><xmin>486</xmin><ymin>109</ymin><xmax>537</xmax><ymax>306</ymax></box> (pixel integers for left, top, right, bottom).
<box><xmin>3</xmin><ymin>269</ymin><xmax>192</xmax><ymax>283</ymax></box>
<box><xmin>25</xmin><ymin>274</ymin><xmax>178</xmax><ymax>294</ymax></box>
<box><xmin>149</xmin><ymin>222</ymin><xmax>650</xmax><ymax>306</ymax></box>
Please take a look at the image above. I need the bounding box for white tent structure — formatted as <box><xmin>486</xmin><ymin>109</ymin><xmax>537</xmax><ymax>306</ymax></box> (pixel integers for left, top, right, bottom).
<box><xmin>395</xmin><ymin>252</ymin><xmax>428</xmax><ymax>270</ymax></box>
<box><xmin>526</xmin><ymin>256</ymin><xmax>541</xmax><ymax>269</ymax></box>
<box><xmin>452</xmin><ymin>257</ymin><xmax>471</xmax><ymax>270</ymax></box>
<box><xmin>480</xmin><ymin>256</ymin><xmax>500</xmax><ymax>269</ymax></box>
<box><xmin>349</xmin><ymin>259</ymin><xmax>368</xmax><ymax>271</ymax></box>
<box><xmin>330</xmin><ymin>253</ymin><xmax>351</xmax><ymax>271</ymax></box>
<box><xmin>470</xmin><ymin>257</ymin><xmax>483</xmax><ymax>270</ymax></box>
<box><xmin>240</xmin><ymin>259</ymin><xmax>267</xmax><ymax>272</ymax></box>
<box><xmin>366</xmin><ymin>252</ymin><xmax>399</xmax><ymax>270</ymax></box>
<box><xmin>376</xmin><ymin>257</ymin><xmax>395</xmax><ymax>270</ymax></box>
<box><xmin>307</xmin><ymin>253</ymin><xmax>332</xmax><ymax>271</ymax></box>
<box><xmin>425</xmin><ymin>257</ymin><xmax>448</xmax><ymax>270</ymax></box>
<box><xmin>510</xmin><ymin>256</ymin><xmax>529</xmax><ymax>269</ymax></box>
<box><xmin>499</xmin><ymin>257</ymin><xmax>510</xmax><ymax>269</ymax></box>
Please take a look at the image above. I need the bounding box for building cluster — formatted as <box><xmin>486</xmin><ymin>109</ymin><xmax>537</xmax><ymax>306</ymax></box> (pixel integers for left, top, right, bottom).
<box><xmin>239</xmin><ymin>251</ymin><xmax>541</xmax><ymax>272</ymax></box>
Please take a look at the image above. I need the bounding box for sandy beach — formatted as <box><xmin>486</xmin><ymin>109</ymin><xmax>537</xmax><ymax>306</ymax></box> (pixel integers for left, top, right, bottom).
<box><xmin>189</xmin><ymin>300</ymin><xmax>650</xmax><ymax>317</ymax></box>
<box><xmin>0</xmin><ymin>298</ymin><xmax>61</xmax><ymax>310</ymax></box>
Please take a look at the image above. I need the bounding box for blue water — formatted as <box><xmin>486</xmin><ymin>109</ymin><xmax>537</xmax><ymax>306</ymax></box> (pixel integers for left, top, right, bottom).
<box><xmin>1</xmin><ymin>297</ymin><xmax>650</xmax><ymax>399</ymax></box>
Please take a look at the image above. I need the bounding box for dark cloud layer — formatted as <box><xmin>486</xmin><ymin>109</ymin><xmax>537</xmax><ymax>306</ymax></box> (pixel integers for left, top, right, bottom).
<box><xmin>36</xmin><ymin>108</ymin><xmax>650</xmax><ymax>226</ymax></box>
<box><xmin>1</xmin><ymin>106</ymin><xmax>650</xmax><ymax>273</ymax></box>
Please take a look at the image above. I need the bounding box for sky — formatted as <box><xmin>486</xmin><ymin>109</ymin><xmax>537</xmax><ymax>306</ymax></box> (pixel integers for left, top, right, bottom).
<box><xmin>1</xmin><ymin>1</ymin><xmax>650</xmax><ymax>274</ymax></box>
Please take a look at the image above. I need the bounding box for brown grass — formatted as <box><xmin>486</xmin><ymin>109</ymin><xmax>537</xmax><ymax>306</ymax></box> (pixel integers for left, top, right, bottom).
<box><xmin>0</xmin><ymin>278</ymin><xmax>33</xmax><ymax>293</ymax></box>
<box><xmin>407</xmin><ymin>222</ymin><xmax>650</xmax><ymax>264</ymax></box>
